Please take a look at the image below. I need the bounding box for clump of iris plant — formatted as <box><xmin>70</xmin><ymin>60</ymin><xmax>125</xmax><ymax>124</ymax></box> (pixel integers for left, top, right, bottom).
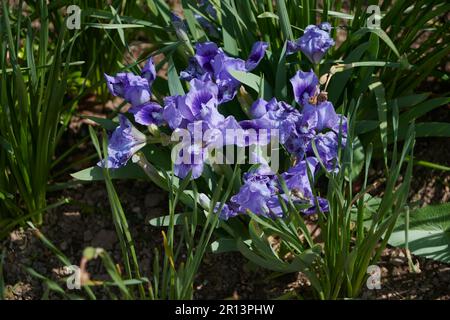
<box><xmin>101</xmin><ymin>22</ymin><xmax>345</xmax><ymax>219</ymax></box>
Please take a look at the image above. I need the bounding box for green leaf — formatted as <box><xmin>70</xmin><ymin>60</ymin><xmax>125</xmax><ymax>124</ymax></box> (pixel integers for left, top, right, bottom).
<box><xmin>210</xmin><ymin>238</ymin><xmax>251</xmax><ymax>253</ymax></box>
<box><xmin>355</xmin><ymin>120</ymin><xmax>379</xmax><ymax>135</ymax></box>
<box><xmin>414</xmin><ymin>122</ymin><xmax>450</xmax><ymax>139</ymax></box>
<box><xmin>350</xmin><ymin>195</ymin><xmax>381</xmax><ymax>221</ymax></box>
<box><xmin>369</xmin><ymin>81</ymin><xmax>388</xmax><ymax>169</ymax></box>
<box><xmin>257</xmin><ymin>12</ymin><xmax>279</xmax><ymax>20</ymax></box>
<box><xmin>83</xmin><ymin>8</ymin><xmax>164</xmax><ymax>29</ymax></box>
<box><xmin>395</xmin><ymin>93</ymin><xmax>430</xmax><ymax>110</ymax></box>
<box><xmin>148</xmin><ymin>212</ymin><xmax>192</xmax><ymax>227</ymax></box>
<box><xmin>275</xmin><ymin>42</ymin><xmax>287</xmax><ymax>99</ymax></box>
<box><xmin>221</xmin><ymin>0</ymin><xmax>239</xmax><ymax>55</ymax></box>
<box><xmin>348</xmin><ymin>136</ymin><xmax>365</xmax><ymax>180</ymax></box>
<box><xmin>353</xmin><ymin>28</ymin><xmax>400</xmax><ymax>58</ymax></box>
<box><xmin>389</xmin><ymin>203</ymin><xmax>450</xmax><ymax>263</ymax></box>
<box><xmin>328</xmin><ymin>42</ymin><xmax>368</xmax><ymax>103</ymax></box>
<box><xmin>71</xmin><ymin>163</ymin><xmax>145</xmax><ymax>181</ymax></box>
<box><xmin>83</xmin><ymin>116</ymin><xmax>118</xmax><ymax>131</ymax></box>
<box><xmin>85</xmin><ymin>23</ymin><xmax>144</xmax><ymax>29</ymax></box>
<box><xmin>181</xmin><ymin>0</ymin><xmax>205</xmax><ymax>41</ymax></box>
<box><xmin>0</xmin><ymin>136</ymin><xmax>13</xmax><ymax>154</ymax></box>
<box><xmin>167</xmin><ymin>57</ymin><xmax>185</xmax><ymax>96</ymax></box>
<box><xmin>229</xmin><ymin>70</ymin><xmax>272</xmax><ymax>98</ymax></box>
<box><xmin>275</xmin><ymin>0</ymin><xmax>294</xmax><ymax>40</ymax></box>
<box><xmin>343</xmin><ymin>61</ymin><xmax>401</xmax><ymax>69</ymax></box>
<box><xmin>410</xmin><ymin>158</ymin><xmax>450</xmax><ymax>172</ymax></box>
<box><xmin>400</xmin><ymin>97</ymin><xmax>450</xmax><ymax>123</ymax></box>
<box><xmin>237</xmin><ymin>239</ymin><xmax>320</xmax><ymax>273</ymax></box>
<box><xmin>314</xmin><ymin>9</ymin><xmax>354</xmax><ymax>20</ymax></box>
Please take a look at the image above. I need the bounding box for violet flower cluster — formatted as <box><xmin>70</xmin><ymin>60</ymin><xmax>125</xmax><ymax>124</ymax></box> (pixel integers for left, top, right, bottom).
<box><xmin>222</xmin><ymin>69</ymin><xmax>346</xmax><ymax>219</ymax></box>
<box><xmin>101</xmin><ymin>22</ymin><xmax>344</xmax><ymax>219</ymax></box>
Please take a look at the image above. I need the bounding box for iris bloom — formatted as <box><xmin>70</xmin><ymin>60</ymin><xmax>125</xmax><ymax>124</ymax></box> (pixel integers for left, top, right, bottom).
<box><xmin>100</xmin><ymin>115</ymin><xmax>147</xmax><ymax>169</ymax></box>
<box><xmin>290</xmin><ymin>69</ymin><xmax>319</xmax><ymax>106</ymax></box>
<box><xmin>181</xmin><ymin>41</ymin><xmax>268</xmax><ymax>103</ymax></box>
<box><xmin>165</xmin><ymin>79</ymin><xmax>242</xmax><ymax>179</ymax></box>
<box><xmin>287</xmin><ymin>23</ymin><xmax>335</xmax><ymax>64</ymax></box>
<box><xmin>105</xmin><ymin>58</ymin><xmax>163</xmax><ymax>126</ymax></box>
<box><xmin>229</xmin><ymin>164</ymin><xmax>283</xmax><ymax>218</ymax></box>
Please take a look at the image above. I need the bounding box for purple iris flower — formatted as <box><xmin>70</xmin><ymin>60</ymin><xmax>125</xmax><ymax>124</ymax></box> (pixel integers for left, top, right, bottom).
<box><xmin>172</xmin><ymin>114</ymin><xmax>241</xmax><ymax>179</ymax></box>
<box><xmin>105</xmin><ymin>58</ymin><xmax>161</xmax><ymax>125</ymax></box>
<box><xmin>142</xmin><ymin>57</ymin><xmax>156</xmax><ymax>87</ymax></box>
<box><xmin>181</xmin><ymin>41</ymin><xmax>268</xmax><ymax>103</ymax></box>
<box><xmin>162</xmin><ymin>95</ymin><xmax>185</xmax><ymax>130</ymax></box>
<box><xmin>129</xmin><ymin>101</ymin><xmax>164</xmax><ymax>126</ymax></box>
<box><xmin>308</xmin><ymin>131</ymin><xmax>340</xmax><ymax>173</ymax></box>
<box><xmin>249</xmin><ymin>98</ymin><xmax>271</xmax><ymax>118</ymax></box>
<box><xmin>105</xmin><ymin>58</ymin><xmax>157</xmax><ymax>106</ymax></box>
<box><xmin>121</xmin><ymin>74</ymin><xmax>151</xmax><ymax>106</ymax></box>
<box><xmin>99</xmin><ymin>115</ymin><xmax>147</xmax><ymax>169</ymax></box>
<box><xmin>212</xmin><ymin>52</ymin><xmax>247</xmax><ymax>103</ymax></box>
<box><xmin>214</xmin><ymin>42</ymin><xmax>268</xmax><ymax>102</ymax></box>
<box><xmin>290</xmin><ymin>69</ymin><xmax>319</xmax><ymax>106</ymax></box>
<box><xmin>332</xmin><ymin>115</ymin><xmax>348</xmax><ymax>138</ymax></box>
<box><xmin>230</xmin><ymin>180</ymin><xmax>274</xmax><ymax>217</ymax></box>
<box><xmin>230</xmin><ymin>167</ymin><xmax>282</xmax><ymax>218</ymax></box>
<box><xmin>104</xmin><ymin>72</ymin><xmax>128</xmax><ymax>97</ymax></box>
<box><xmin>180</xmin><ymin>57</ymin><xmax>208</xmax><ymax>81</ymax></box>
<box><xmin>281</xmin><ymin>100</ymin><xmax>347</xmax><ymax>166</ymax></box>
<box><xmin>164</xmin><ymin>78</ymin><xmax>243</xmax><ymax>139</ymax></box>
<box><xmin>240</xmin><ymin>98</ymin><xmax>301</xmax><ymax>145</ymax></box>
<box><xmin>289</xmin><ymin>101</ymin><xmax>347</xmax><ymax>171</ymax></box>
<box><xmin>165</xmin><ymin>79</ymin><xmax>244</xmax><ymax>179</ymax></box>
<box><xmin>163</xmin><ymin>79</ymin><xmax>219</xmax><ymax>130</ymax></box>
<box><xmin>283</xmin><ymin>128</ymin><xmax>314</xmax><ymax>159</ymax></box>
<box><xmin>241</xmin><ymin>94</ymin><xmax>346</xmax><ymax>166</ymax></box>
<box><xmin>287</xmin><ymin>23</ymin><xmax>335</xmax><ymax>64</ymax></box>
<box><xmin>173</xmin><ymin>142</ymin><xmax>206</xmax><ymax>179</ymax></box>
<box><xmin>195</xmin><ymin>42</ymin><xmax>220</xmax><ymax>72</ymax></box>
<box><xmin>225</xmin><ymin>156</ymin><xmax>329</xmax><ymax>219</ymax></box>
<box><xmin>215</xmin><ymin>203</ymin><xmax>238</xmax><ymax>220</ymax></box>
<box><xmin>281</xmin><ymin>157</ymin><xmax>329</xmax><ymax>213</ymax></box>
<box><xmin>246</xmin><ymin>41</ymin><xmax>269</xmax><ymax>71</ymax></box>
<box><xmin>319</xmin><ymin>22</ymin><xmax>332</xmax><ymax>33</ymax></box>
<box><xmin>282</xmin><ymin>157</ymin><xmax>318</xmax><ymax>199</ymax></box>
<box><xmin>301</xmin><ymin>101</ymin><xmax>341</xmax><ymax>132</ymax></box>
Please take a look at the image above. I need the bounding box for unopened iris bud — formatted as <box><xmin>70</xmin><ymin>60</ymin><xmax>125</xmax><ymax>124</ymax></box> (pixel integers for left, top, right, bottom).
<box><xmin>237</xmin><ymin>86</ymin><xmax>253</xmax><ymax>118</ymax></box>
<box><xmin>171</xmin><ymin>12</ymin><xmax>195</xmax><ymax>56</ymax></box>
